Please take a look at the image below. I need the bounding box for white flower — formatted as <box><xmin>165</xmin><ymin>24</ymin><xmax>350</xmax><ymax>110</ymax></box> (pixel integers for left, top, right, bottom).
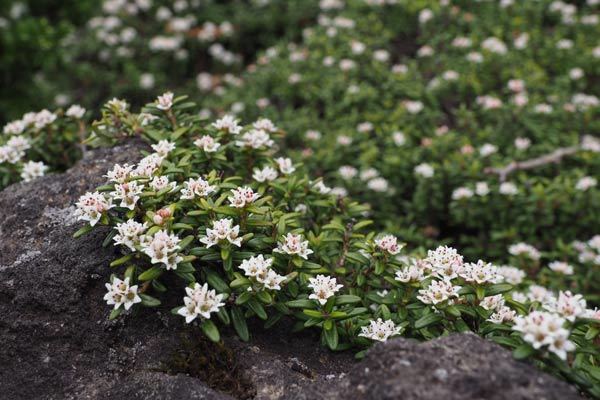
<box><xmin>135</xmin><ymin>154</ymin><xmax>163</xmax><ymax>177</ymax></box>
<box><xmin>194</xmin><ymin>135</ymin><xmax>221</xmax><ymax>153</ymax></box>
<box><xmin>308</xmin><ymin>275</ymin><xmax>343</xmax><ymax>305</ymax></box>
<box><xmin>139</xmin><ymin>73</ymin><xmax>155</xmax><ymax>89</ymax></box>
<box><xmin>104</xmin><ymin>277</ymin><xmax>141</xmax><ymax>310</ymax></box>
<box><xmin>488</xmin><ymin>306</ymin><xmax>517</xmax><ymax>324</ymax></box>
<box><xmin>569</xmin><ymin>68</ymin><xmax>584</xmax><ymax>80</ymax></box>
<box><xmin>466</xmin><ymin>51</ymin><xmax>484</xmax><ymax>63</ymax></box>
<box><xmin>375</xmin><ymin>234</ymin><xmax>403</xmax><ymax>255</ymax></box>
<box><xmin>33</xmin><ymin>109</ymin><xmax>57</xmax><ymax>129</ymax></box>
<box><xmin>105</xmin><ymin>163</ymin><xmax>134</xmax><ymax>183</ymax></box>
<box><xmin>305</xmin><ymin>130</ymin><xmax>322</xmax><ymax>141</ymax></box>
<box><xmin>177</xmin><ymin>282</ymin><xmax>225</xmax><ymax>323</ymax></box>
<box><xmin>479</xmin><ymin>143</ymin><xmax>498</xmax><ymax>157</ymax></box>
<box><xmin>200</xmin><ymin>218</ymin><xmax>243</xmax><ymax>248</ymax></box>
<box><xmin>66</xmin><ymin>104</ymin><xmax>86</xmax><ymax>119</ymax></box>
<box><xmin>512</xmin><ymin>311</ymin><xmax>574</xmax><ymax>360</ymax></box>
<box><xmin>313</xmin><ymin>180</ymin><xmax>332</xmax><ymax>194</ymax></box>
<box><xmin>180</xmin><ymin>177</ymin><xmax>216</xmax><ymax>200</ymax></box>
<box><xmin>275</xmin><ymin>157</ymin><xmax>295</xmax><ymax>174</ymax></box>
<box><xmin>20</xmin><ymin>161</ymin><xmax>47</xmax><ymax>182</ymax></box>
<box><xmin>75</xmin><ymin>191</ymin><xmax>113</xmax><ymax>226</ymax></box>
<box><xmin>452</xmin><ymin>187</ymin><xmax>474</xmax><ymax>200</ymax></box>
<box><xmin>151</xmin><ymin>140</ymin><xmax>176</xmax><ymax>157</ymax></box>
<box><xmin>534</xmin><ymin>103</ymin><xmax>553</xmax><ymax>114</ymax></box>
<box><xmin>476</xmin><ymin>95</ymin><xmax>503</xmax><ymax>110</ymax></box>
<box><xmin>110</xmin><ymin>181</ymin><xmax>144</xmax><ymax>210</ymax></box>
<box><xmin>7</xmin><ymin>135</ymin><xmax>30</xmax><ymax>153</ymax></box>
<box><xmin>509</xmin><ymin>243</ymin><xmax>540</xmax><ymax>260</ymax></box>
<box><xmin>253</xmin><ymin>118</ymin><xmax>277</xmax><ymax>132</ymax></box>
<box><xmin>373</xmin><ymin>49</ymin><xmax>390</xmax><ymax>62</ymax></box>
<box><xmin>395</xmin><ymin>261</ymin><xmax>425</xmax><ymax>283</ymax></box>
<box><xmin>514</xmin><ymin>137</ymin><xmax>531</xmax><ymax>150</ymax></box>
<box><xmin>403</xmin><ymin>100</ymin><xmax>424</xmax><ymax>114</ymax></box>
<box><xmin>150</xmin><ymin>175</ymin><xmax>176</xmax><ymax>192</ymax></box>
<box><xmin>337</xmin><ymin>135</ymin><xmax>352</xmax><ymax>146</ymax></box>
<box><xmin>417</xmin><ymin>45</ymin><xmax>434</xmax><ymax>57</ymax></box>
<box><xmin>548</xmin><ymin>261</ymin><xmax>574</xmax><ymax>275</ymax></box>
<box><xmin>235</xmin><ymin>129</ymin><xmax>274</xmax><ymax>149</ymax></box>
<box><xmin>392</xmin><ymin>64</ymin><xmax>408</xmax><ymax>74</ymax></box>
<box><xmin>556</xmin><ymin>39</ymin><xmax>574</xmax><ymax>50</ymax></box>
<box><xmin>367</xmin><ymin>177</ymin><xmax>389</xmax><ymax>192</ymax></box>
<box><xmin>475</xmin><ymin>182</ymin><xmax>490</xmax><ymax>196</ymax></box>
<box><xmin>544</xmin><ymin>291</ymin><xmax>586</xmax><ymax>322</ymax></box>
<box><xmin>114</xmin><ymin>219</ymin><xmax>147</xmax><ymax>251</ymax></box>
<box><xmin>497</xmin><ymin>265</ymin><xmax>526</xmax><ymax>285</ymax></box>
<box><xmin>576</xmin><ymin>176</ymin><xmax>596</xmax><ymax>191</ymax></box>
<box><xmin>357</xmin><ymin>122</ymin><xmax>374</xmax><ymax>133</ymax></box>
<box><xmin>212</xmin><ymin>115</ymin><xmax>242</xmax><ymax>134</ymax></box>
<box><xmin>452</xmin><ymin>37</ymin><xmax>472</xmax><ymax>48</ymax></box>
<box><xmin>392</xmin><ymin>131</ymin><xmax>406</xmax><ymax>146</ymax></box>
<box><xmin>261</xmin><ymin>269</ymin><xmax>287</xmax><ymax>291</ymax></box>
<box><xmin>480</xmin><ymin>294</ymin><xmax>505</xmax><ymax>311</ymax></box>
<box><xmin>425</xmin><ymin>246</ymin><xmax>464</xmax><ymax>281</ymax></box>
<box><xmin>507</xmin><ymin>79</ymin><xmax>525</xmax><ymax>93</ymax></box>
<box><xmin>359</xmin><ymin>319</ymin><xmax>403</xmax><ymax>342</ymax></box>
<box><xmin>417</xmin><ymin>280</ymin><xmax>461</xmax><ymax>305</ymax></box>
<box><xmin>527</xmin><ymin>285</ymin><xmax>554</xmax><ymax>303</ymax></box>
<box><xmin>141</xmin><ymin>229</ymin><xmax>182</xmax><ymax>270</ymax></box>
<box><xmin>3</xmin><ymin>119</ymin><xmax>25</xmax><ymax>135</ymax></box>
<box><xmin>459</xmin><ymin>260</ymin><xmax>498</xmax><ymax>284</ymax></box>
<box><xmin>499</xmin><ymin>182</ymin><xmax>518</xmax><ymax>196</ymax></box>
<box><xmin>228</xmin><ymin>186</ymin><xmax>260</xmax><ymax>208</ymax></box>
<box><xmin>338</xmin><ymin>165</ymin><xmax>358</xmax><ymax>180</ymax></box>
<box><xmin>239</xmin><ymin>255</ymin><xmax>285</xmax><ymax>291</ymax></box>
<box><xmin>414</xmin><ymin>163</ymin><xmax>434</xmax><ymax>178</ymax></box>
<box><xmin>419</xmin><ymin>8</ymin><xmax>434</xmax><ymax>24</ymax></box>
<box><xmin>253</xmin><ymin>166</ymin><xmax>278</xmax><ymax>182</ymax></box>
<box><xmin>481</xmin><ymin>37</ymin><xmax>507</xmax><ymax>54</ymax></box>
<box><xmin>514</xmin><ymin>33</ymin><xmax>529</xmax><ymax>49</ymax></box>
<box><xmin>273</xmin><ymin>233</ymin><xmax>313</xmax><ymax>259</ymax></box>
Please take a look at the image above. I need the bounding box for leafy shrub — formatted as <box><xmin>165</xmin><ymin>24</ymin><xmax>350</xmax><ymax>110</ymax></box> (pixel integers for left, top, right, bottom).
<box><xmin>0</xmin><ymin>1</ymin><xmax>99</xmax><ymax>122</ymax></box>
<box><xmin>0</xmin><ymin>104</ymin><xmax>88</xmax><ymax>189</ymax></box>
<box><xmin>199</xmin><ymin>0</ymin><xmax>600</xmax><ymax>283</ymax></box>
<box><xmin>1</xmin><ymin>0</ymin><xmax>321</xmax><ymax>123</ymax></box>
<box><xmin>76</xmin><ymin>96</ymin><xmax>600</xmax><ymax>396</ymax></box>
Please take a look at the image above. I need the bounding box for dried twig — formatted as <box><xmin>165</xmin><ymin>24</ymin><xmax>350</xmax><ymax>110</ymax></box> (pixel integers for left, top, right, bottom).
<box><xmin>484</xmin><ymin>146</ymin><xmax>580</xmax><ymax>181</ymax></box>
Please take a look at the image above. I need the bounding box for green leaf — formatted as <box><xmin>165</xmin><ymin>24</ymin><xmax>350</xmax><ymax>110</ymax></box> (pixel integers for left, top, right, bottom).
<box><xmin>73</xmin><ymin>224</ymin><xmax>94</xmax><ymax>238</ymax></box>
<box><xmin>335</xmin><ymin>295</ymin><xmax>362</xmax><ymax>305</ymax></box>
<box><xmin>139</xmin><ymin>293</ymin><xmax>161</xmax><ymax>307</ymax></box>
<box><xmin>414</xmin><ymin>313</ymin><xmax>443</xmax><ymax>329</ymax></box>
<box><xmin>110</xmin><ymin>254</ymin><xmax>133</xmax><ymax>267</ymax></box>
<box><xmin>138</xmin><ymin>266</ymin><xmax>163</xmax><ymax>281</ymax></box>
<box><xmin>109</xmin><ymin>307</ymin><xmax>122</xmax><ymax>320</ymax></box>
<box><xmin>485</xmin><ymin>283</ymin><xmax>513</xmax><ymax>296</ymax></box>
<box><xmin>513</xmin><ymin>344</ymin><xmax>535</xmax><ymax>360</ymax></box>
<box><xmin>286</xmin><ymin>299</ymin><xmax>316</xmax><ymax>308</ymax></box>
<box><xmin>201</xmin><ymin>319</ymin><xmax>220</xmax><ymax>342</ymax></box>
<box><xmin>205</xmin><ymin>270</ymin><xmax>231</xmax><ymax>293</ymax></box>
<box><xmin>231</xmin><ymin>307</ymin><xmax>249</xmax><ymax>341</ymax></box>
<box><xmin>323</xmin><ymin>322</ymin><xmax>339</xmax><ymax>350</ymax></box>
<box><xmin>248</xmin><ymin>298</ymin><xmax>268</xmax><ymax>320</ymax></box>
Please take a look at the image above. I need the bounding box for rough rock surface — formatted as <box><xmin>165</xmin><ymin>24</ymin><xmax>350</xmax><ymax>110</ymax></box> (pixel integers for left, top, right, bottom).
<box><xmin>0</xmin><ymin>141</ymin><xmax>581</xmax><ymax>400</ymax></box>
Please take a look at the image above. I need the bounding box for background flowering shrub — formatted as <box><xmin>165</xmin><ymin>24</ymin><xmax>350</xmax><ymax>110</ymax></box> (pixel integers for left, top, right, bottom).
<box><xmin>0</xmin><ymin>0</ymin><xmax>321</xmax><ymax>122</ymax></box>
<box><xmin>75</xmin><ymin>97</ymin><xmax>600</xmax><ymax>396</ymax></box>
<box><xmin>0</xmin><ymin>104</ymin><xmax>88</xmax><ymax>189</ymax></box>
<box><xmin>197</xmin><ymin>0</ymin><xmax>600</xmax><ymax>299</ymax></box>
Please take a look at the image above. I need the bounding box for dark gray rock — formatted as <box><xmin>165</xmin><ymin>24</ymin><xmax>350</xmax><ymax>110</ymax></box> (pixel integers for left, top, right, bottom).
<box><xmin>0</xmin><ymin>141</ymin><xmax>582</xmax><ymax>400</ymax></box>
<box><xmin>288</xmin><ymin>333</ymin><xmax>581</xmax><ymax>400</ymax></box>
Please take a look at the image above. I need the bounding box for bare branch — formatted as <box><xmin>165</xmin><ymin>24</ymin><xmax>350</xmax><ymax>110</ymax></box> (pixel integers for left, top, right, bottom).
<box><xmin>484</xmin><ymin>146</ymin><xmax>580</xmax><ymax>182</ymax></box>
